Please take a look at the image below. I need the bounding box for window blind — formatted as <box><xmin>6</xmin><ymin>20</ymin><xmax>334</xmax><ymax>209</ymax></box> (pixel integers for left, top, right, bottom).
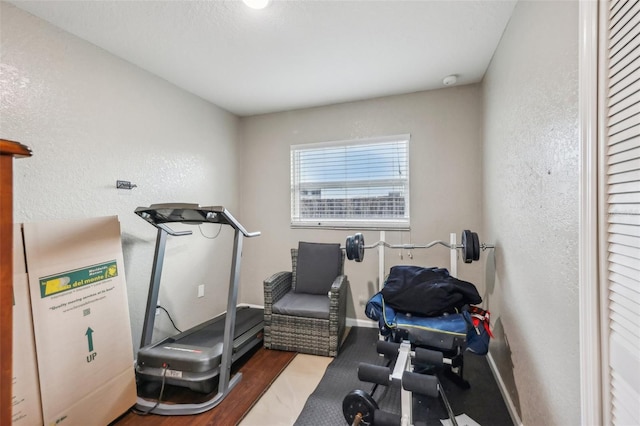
<box><xmin>290</xmin><ymin>134</ymin><xmax>410</xmax><ymax>228</ymax></box>
<box><xmin>601</xmin><ymin>0</ymin><xmax>640</xmax><ymax>424</ymax></box>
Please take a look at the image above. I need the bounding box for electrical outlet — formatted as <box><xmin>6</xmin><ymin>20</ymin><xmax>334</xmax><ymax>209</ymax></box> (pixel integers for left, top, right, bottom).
<box><xmin>197</xmin><ymin>284</ymin><xmax>205</xmax><ymax>298</ymax></box>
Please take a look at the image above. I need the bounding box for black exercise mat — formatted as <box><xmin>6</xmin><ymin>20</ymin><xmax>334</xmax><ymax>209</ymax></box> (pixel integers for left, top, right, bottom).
<box><xmin>295</xmin><ymin>327</ymin><xmax>512</xmax><ymax>426</ymax></box>
<box><xmin>294</xmin><ymin>327</ymin><xmax>385</xmax><ymax>426</ymax></box>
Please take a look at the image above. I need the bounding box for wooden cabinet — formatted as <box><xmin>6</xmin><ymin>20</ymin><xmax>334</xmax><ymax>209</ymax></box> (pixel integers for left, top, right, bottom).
<box><xmin>0</xmin><ymin>139</ymin><xmax>32</xmax><ymax>426</ymax></box>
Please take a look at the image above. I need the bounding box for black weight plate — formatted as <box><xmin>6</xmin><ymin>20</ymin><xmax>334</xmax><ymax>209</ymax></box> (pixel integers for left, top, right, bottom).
<box><xmin>355</xmin><ymin>232</ymin><xmax>365</xmax><ymax>262</ymax></box>
<box><xmin>346</xmin><ymin>235</ymin><xmax>355</xmax><ymax>261</ymax></box>
<box><xmin>352</xmin><ymin>234</ymin><xmax>359</xmax><ymax>261</ymax></box>
<box><xmin>343</xmin><ymin>389</ymin><xmax>378</xmax><ymax>425</ymax></box>
<box><xmin>472</xmin><ymin>232</ymin><xmax>480</xmax><ymax>261</ymax></box>
<box><xmin>461</xmin><ymin>230</ymin><xmax>473</xmax><ymax>264</ymax></box>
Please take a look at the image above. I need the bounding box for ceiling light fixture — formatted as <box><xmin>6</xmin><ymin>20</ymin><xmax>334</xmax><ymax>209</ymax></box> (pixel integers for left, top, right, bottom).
<box><xmin>443</xmin><ymin>75</ymin><xmax>458</xmax><ymax>86</ymax></box>
<box><xmin>242</xmin><ymin>0</ymin><xmax>271</xmax><ymax>9</ymax></box>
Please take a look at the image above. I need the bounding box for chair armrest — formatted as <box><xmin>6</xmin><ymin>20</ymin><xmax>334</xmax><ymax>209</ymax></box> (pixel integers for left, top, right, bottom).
<box><xmin>264</xmin><ymin>271</ymin><xmax>292</xmax><ymax>315</ymax></box>
<box><xmin>329</xmin><ymin>275</ymin><xmax>349</xmax><ymax>352</ymax></box>
<box><xmin>329</xmin><ymin>275</ymin><xmax>349</xmax><ymax>316</ymax></box>
<box><xmin>330</xmin><ymin>274</ymin><xmax>348</xmax><ymax>297</ymax></box>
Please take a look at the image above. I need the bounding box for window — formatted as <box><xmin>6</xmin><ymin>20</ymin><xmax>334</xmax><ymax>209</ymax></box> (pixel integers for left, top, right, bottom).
<box><xmin>291</xmin><ymin>134</ymin><xmax>410</xmax><ymax>229</ymax></box>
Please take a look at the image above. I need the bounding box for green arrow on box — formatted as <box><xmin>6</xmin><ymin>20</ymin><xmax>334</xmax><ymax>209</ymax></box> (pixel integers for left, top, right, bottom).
<box><xmin>85</xmin><ymin>327</ymin><xmax>94</xmax><ymax>352</ymax></box>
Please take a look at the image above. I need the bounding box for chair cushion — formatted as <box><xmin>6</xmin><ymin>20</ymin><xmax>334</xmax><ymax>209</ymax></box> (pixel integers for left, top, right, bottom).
<box><xmin>294</xmin><ymin>242</ymin><xmax>342</xmax><ymax>295</ymax></box>
<box><xmin>272</xmin><ymin>290</ymin><xmax>330</xmax><ymax>320</ymax></box>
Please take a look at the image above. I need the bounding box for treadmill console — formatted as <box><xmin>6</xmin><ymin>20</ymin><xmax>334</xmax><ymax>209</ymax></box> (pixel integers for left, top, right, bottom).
<box><xmin>134</xmin><ymin>203</ymin><xmax>259</xmax><ymax>237</ymax></box>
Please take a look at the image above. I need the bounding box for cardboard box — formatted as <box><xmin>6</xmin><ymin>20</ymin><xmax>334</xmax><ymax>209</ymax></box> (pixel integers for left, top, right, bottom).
<box><xmin>22</xmin><ymin>216</ymin><xmax>136</xmax><ymax>425</ymax></box>
<box><xmin>12</xmin><ymin>224</ymin><xmax>43</xmax><ymax>426</ymax></box>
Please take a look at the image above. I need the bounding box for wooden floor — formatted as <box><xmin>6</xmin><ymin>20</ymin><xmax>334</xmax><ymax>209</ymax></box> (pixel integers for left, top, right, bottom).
<box><xmin>112</xmin><ymin>347</ymin><xmax>296</xmax><ymax>426</ymax></box>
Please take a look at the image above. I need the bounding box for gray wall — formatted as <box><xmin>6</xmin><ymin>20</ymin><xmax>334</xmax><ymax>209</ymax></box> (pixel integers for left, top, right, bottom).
<box><xmin>238</xmin><ymin>86</ymin><xmax>485</xmax><ymax>322</ymax></box>
<box><xmin>1</xmin><ymin>3</ymin><xmax>242</xmax><ymax>354</ymax></box>
<box><xmin>482</xmin><ymin>1</ymin><xmax>580</xmax><ymax>424</ymax></box>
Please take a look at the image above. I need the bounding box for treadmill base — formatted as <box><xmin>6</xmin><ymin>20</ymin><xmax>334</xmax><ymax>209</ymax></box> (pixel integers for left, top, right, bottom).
<box><xmin>136</xmin><ymin>306</ymin><xmax>263</xmax><ymax>393</ymax></box>
<box><xmin>135</xmin><ymin>372</ymin><xmax>242</xmax><ymax>415</ymax></box>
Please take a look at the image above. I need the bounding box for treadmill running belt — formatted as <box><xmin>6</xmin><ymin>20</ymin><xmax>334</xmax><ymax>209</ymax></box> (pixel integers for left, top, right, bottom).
<box><xmin>176</xmin><ymin>307</ymin><xmax>263</xmax><ymax>347</ymax></box>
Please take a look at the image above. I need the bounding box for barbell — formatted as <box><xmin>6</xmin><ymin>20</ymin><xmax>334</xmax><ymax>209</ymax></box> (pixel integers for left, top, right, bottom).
<box><xmin>344</xmin><ymin>230</ymin><xmax>494</xmax><ymax>264</ymax></box>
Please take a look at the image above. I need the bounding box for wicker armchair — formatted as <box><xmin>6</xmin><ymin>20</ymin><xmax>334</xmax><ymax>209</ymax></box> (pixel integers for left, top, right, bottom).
<box><xmin>263</xmin><ymin>242</ymin><xmax>349</xmax><ymax>357</ymax></box>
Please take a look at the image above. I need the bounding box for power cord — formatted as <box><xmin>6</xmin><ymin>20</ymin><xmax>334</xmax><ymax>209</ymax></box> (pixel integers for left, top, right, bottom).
<box><xmin>156</xmin><ymin>305</ymin><xmax>182</xmax><ymax>333</ymax></box>
<box><xmin>131</xmin><ymin>363</ymin><xmax>169</xmax><ymax>416</ymax></box>
<box><xmin>130</xmin><ymin>307</ymin><xmax>181</xmax><ymax>415</ymax></box>
<box><xmin>198</xmin><ymin>223</ymin><xmax>222</xmax><ymax>239</ymax></box>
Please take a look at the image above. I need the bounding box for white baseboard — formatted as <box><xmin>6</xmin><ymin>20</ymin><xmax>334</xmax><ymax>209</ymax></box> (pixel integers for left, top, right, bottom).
<box><xmin>486</xmin><ymin>352</ymin><xmax>523</xmax><ymax>426</ymax></box>
<box><xmin>239</xmin><ymin>303</ymin><xmax>264</xmax><ymax>309</ymax></box>
<box><xmin>346</xmin><ymin>317</ymin><xmax>377</xmax><ymax>328</ymax></box>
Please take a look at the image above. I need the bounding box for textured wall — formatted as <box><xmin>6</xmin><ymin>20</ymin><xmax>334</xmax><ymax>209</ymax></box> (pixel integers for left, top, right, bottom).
<box><xmin>1</xmin><ymin>3</ymin><xmax>241</xmax><ymax>354</ymax></box>
<box><xmin>482</xmin><ymin>1</ymin><xmax>580</xmax><ymax>424</ymax></box>
<box><xmin>238</xmin><ymin>86</ymin><xmax>485</xmax><ymax>321</ymax></box>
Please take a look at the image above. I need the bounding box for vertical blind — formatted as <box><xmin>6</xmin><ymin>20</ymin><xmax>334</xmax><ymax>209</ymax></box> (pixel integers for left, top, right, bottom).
<box><xmin>602</xmin><ymin>0</ymin><xmax>640</xmax><ymax>424</ymax></box>
<box><xmin>290</xmin><ymin>134</ymin><xmax>410</xmax><ymax>228</ymax></box>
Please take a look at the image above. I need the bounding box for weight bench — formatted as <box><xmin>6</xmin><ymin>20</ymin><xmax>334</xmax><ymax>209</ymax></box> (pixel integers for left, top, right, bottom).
<box><xmin>364</xmin><ymin>265</ymin><xmax>492</xmax><ymax>389</ymax></box>
<box><xmin>366</xmin><ymin>293</ymin><xmax>472</xmax><ymax>389</ymax></box>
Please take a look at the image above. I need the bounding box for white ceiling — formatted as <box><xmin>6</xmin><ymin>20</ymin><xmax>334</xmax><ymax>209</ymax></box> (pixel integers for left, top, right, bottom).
<box><xmin>9</xmin><ymin>0</ymin><xmax>517</xmax><ymax>117</ymax></box>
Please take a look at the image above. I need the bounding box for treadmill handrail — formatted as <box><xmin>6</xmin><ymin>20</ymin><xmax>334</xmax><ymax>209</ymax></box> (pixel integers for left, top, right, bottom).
<box><xmin>217</xmin><ymin>207</ymin><xmax>260</xmax><ymax>238</ymax></box>
<box><xmin>134</xmin><ymin>203</ymin><xmax>260</xmax><ymax>238</ymax></box>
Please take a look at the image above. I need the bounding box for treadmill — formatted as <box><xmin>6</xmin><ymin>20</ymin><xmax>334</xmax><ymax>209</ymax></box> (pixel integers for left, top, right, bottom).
<box><xmin>133</xmin><ymin>203</ymin><xmax>262</xmax><ymax>415</ymax></box>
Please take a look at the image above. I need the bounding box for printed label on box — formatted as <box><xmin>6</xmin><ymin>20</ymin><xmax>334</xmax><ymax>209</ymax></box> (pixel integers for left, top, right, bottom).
<box><xmin>39</xmin><ymin>260</ymin><xmax>118</xmax><ymax>298</ymax></box>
